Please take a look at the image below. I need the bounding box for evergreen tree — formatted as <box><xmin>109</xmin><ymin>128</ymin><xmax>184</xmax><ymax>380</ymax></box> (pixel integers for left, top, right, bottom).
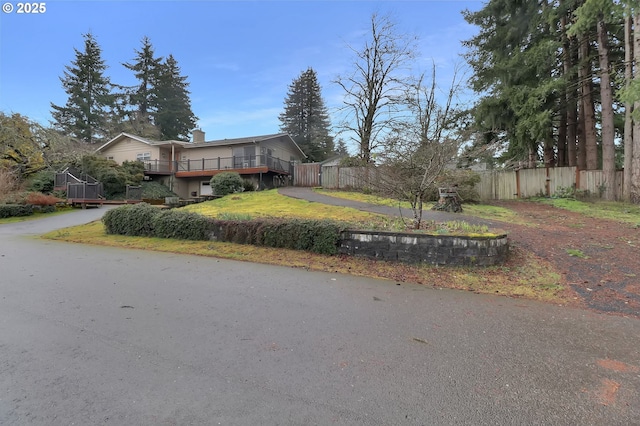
<box><xmin>51</xmin><ymin>32</ymin><xmax>115</xmax><ymax>144</ymax></box>
<box><xmin>279</xmin><ymin>67</ymin><xmax>334</xmax><ymax>162</ymax></box>
<box><xmin>153</xmin><ymin>54</ymin><xmax>198</xmax><ymax>141</ymax></box>
<box><xmin>463</xmin><ymin>0</ymin><xmax>561</xmax><ymax>168</ymax></box>
<box><xmin>122</xmin><ymin>36</ymin><xmax>163</xmax><ymax>138</ymax></box>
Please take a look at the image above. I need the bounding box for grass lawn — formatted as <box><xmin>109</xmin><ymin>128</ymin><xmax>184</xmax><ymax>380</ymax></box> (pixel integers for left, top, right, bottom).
<box><xmin>42</xmin><ymin>189</ymin><xmax>565</xmax><ymax>304</ymax></box>
<box><xmin>0</xmin><ymin>208</ymin><xmax>74</xmax><ymax>224</ymax></box>
<box><xmin>535</xmin><ymin>197</ymin><xmax>640</xmax><ymax>225</ymax></box>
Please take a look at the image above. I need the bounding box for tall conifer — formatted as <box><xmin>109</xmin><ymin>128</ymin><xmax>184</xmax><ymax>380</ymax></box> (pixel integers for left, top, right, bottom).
<box><xmin>51</xmin><ymin>32</ymin><xmax>115</xmax><ymax>144</ymax></box>
<box><xmin>153</xmin><ymin>54</ymin><xmax>198</xmax><ymax>141</ymax></box>
<box><xmin>279</xmin><ymin>67</ymin><xmax>334</xmax><ymax>162</ymax></box>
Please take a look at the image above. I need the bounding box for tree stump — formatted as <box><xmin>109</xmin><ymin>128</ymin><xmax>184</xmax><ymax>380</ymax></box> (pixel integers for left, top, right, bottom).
<box><xmin>432</xmin><ymin>187</ymin><xmax>463</xmax><ymax>213</ymax></box>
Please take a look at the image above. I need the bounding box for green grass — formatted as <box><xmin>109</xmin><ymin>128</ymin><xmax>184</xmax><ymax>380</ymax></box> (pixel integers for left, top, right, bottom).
<box><xmin>565</xmin><ymin>248</ymin><xmax>588</xmax><ymax>259</ymax></box>
<box><xmin>315</xmin><ymin>188</ymin><xmax>413</xmax><ymax>208</ymax></box>
<box><xmin>315</xmin><ymin>188</ymin><xmax>523</xmax><ymax>225</ymax></box>
<box><xmin>0</xmin><ymin>208</ymin><xmax>73</xmax><ymax>224</ymax></box>
<box><xmin>184</xmin><ymin>189</ymin><xmax>384</xmax><ymax>223</ymax></box>
<box><xmin>536</xmin><ymin>198</ymin><xmax>640</xmax><ymax>225</ymax></box>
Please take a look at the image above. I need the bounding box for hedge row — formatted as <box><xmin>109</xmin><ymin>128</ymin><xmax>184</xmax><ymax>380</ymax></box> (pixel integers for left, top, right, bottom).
<box><xmin>102</xmin><ymin>203</ymin><xmax>209</xmax><ymax>240</ymax></box>
<box><xmin>211</xmin><ymin>218</ymin><xmax>345</xmax><ymax>255</ymax></box>
<box><xmin>0</xmin><ymin>204</ymin><xmax>34</xmax><ymax>218</ymax></box>
<box><xmin>102</xmin><ymin>203</ymin><xmax>345</xmax><ymax>255</ymax></box>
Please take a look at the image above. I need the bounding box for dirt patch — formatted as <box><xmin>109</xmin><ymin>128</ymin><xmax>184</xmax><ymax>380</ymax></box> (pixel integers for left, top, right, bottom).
<box><xmin>491</xmin><ymin>201</ymin><xmax>640</xmax><ymax>317</ymax></box>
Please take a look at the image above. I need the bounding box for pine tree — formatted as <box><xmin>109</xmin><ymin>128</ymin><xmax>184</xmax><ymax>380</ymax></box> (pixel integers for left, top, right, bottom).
<box><xmin>122</xmin><ymin>36</ymin><xmax>163</xmax><ymax>138</ymax></box>
<box><xmin>51</xmin><ymin>32</ymin><xmax>115</xmax><ymax>144</ymax></box>
<box><xmin>153</xmin><ymin>54</ymin><xmax>197</xmax><ymax>141</ymax></box>
<box><xmin>279</xmin><ymin>67</ymin><xmax>334</xmax><ymax>162</ymax></box>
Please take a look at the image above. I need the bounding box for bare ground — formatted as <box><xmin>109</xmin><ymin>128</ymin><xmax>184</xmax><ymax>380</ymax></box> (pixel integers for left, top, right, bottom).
<box><xmin>491</xmin><ymin>201</ymin><xmax>640</xmax><ymax>317</ymax></box>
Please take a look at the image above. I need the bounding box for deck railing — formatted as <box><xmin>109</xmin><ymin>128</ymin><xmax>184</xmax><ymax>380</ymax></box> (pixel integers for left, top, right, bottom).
<box><xmin>142</xmin><ymin>154</ymin><xmax>292</xmax><ymax>174</ymax></box>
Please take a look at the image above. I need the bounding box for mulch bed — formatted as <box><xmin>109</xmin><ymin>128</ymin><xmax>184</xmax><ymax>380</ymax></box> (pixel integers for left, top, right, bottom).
<box><xmin>490</xmin><ymin>201</ymin><xmax>640</xmax><ymax>318</ymax></box>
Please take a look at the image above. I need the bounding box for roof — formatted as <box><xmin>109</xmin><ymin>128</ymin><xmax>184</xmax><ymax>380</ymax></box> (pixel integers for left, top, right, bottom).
<box><xmin>186</xmin><ymin>133</ymin><xmax>307</xmax><ymax>158</ymax></box>
<box><xmin>97</xmin><ymin>132</ymin><xmax>307</xmax><ymax>158</ymax></box>
<box><xmin>95</xmin><ymin>132</ymin><xmax>188</xmax><ymax>153</ymax></box>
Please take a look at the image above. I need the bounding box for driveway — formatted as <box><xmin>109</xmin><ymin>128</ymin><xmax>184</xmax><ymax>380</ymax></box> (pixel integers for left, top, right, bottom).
<box><xmin>278</xmin><ymin>186</ymin><xmax>496</xmax><ymax>226</ymax></box>
<box><xmin>0</xmin><ymin>208</ymin><xmax>639</xmax><ymax>424</ymax></box>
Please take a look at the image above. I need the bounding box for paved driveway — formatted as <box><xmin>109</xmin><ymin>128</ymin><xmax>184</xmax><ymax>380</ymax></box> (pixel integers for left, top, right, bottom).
<box><xmin>0</xmin><ymin>208</ymin><xmax>639</xmax><ymax>425</ymax></box>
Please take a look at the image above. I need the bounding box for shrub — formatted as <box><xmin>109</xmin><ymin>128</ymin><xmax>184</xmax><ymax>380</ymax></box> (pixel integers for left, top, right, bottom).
<box><xmin>102</xmin><ymin>203</ymin><xmax>159</xmax><ymax>236</ymax></box>
<box><xmin>72</xmin><ymin>155</ymin><xmax>145</xmax><ymax>199</ymax></box>
<box><xmin>152</xmin><ymin>209</ymin><xmax>212</xmax><ymax>240</ymax></box>
<box><xmin>0</xmin><ymin>204</ymin><xmax>33</xmax><ymax>218</ymax></box>
<box><xmin>24</xmin><ymin>192</ymin><xmax>62</xmax><ymax>206</ymax></box>
<box><xmin>213</xmin><ymin>218</ymin><xmax>345</xmax><ymax>255</ymax></box>
<box><xmin>102</xmin><ymin>205</ymin><xmax>345</xmax><ymax>255</ymax></box>
<box><xmin>141</xmin><ymin>181</ymin><xmax>178</xmax><ymax>199</ymax></box>
<box><xmin>242</xmin><ymin>179</ymin><xmax>256</xmax><ymax>192</ymax></box>
<box><xmin>210</xmin><ymin>172</ymin><xmax>244</xmax><ymax>196</ymax></box>
<box><xmin>26</xmin><ymin>170</ymin><xmax>54</xmax><ymax>193</ymax></box>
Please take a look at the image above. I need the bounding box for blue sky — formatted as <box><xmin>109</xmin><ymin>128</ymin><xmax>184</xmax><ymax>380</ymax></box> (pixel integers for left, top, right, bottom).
<box><xmin>0</xmin><ymin>0</ymin><xmax>482</xmax><ymax>149</ymax></box>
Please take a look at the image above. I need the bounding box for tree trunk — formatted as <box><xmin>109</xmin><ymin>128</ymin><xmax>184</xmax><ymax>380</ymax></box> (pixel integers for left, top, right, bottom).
<box><xmin>562</xmin><ymin>15</ymin><xmax>578</xmax><ymax>167</ymax></box>
<box><xmin>544</xmin><ymin>133</ymin><xmax>555</xmax><ymax>167</ymax></box>
<box><xmin>632</xmin><ymin>13</ymin><xmax>640</xmax><ymax>203</ymax></box>
<box><xmin>597</xmin><ymin>18</ymin><xmax>616</xmax><ymax>200</ymax></box>
<box><xmin>623</xmin><ymin>14</ymin><xmax>633</xmax><ymax>202</ymax></box>
<box><xmin>577</xmin><ymin>101</ymin><xmax>587</xmax><ymax>170</ymax></box>
<box><xmin>557</xmin><ymin>108</ymin><xmax>567</xmax><ymax>167</ymax></box>
<box><xmin>579</xmin><ymin>35</ymin><xmax>598</xmax><ymax>170</ymax></box>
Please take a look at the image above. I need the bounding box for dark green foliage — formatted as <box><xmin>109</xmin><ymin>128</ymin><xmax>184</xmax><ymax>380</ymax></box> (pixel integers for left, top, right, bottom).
<box><xmin>242</xmin><ymin>179</ymin><xmax>256</xmax><ymax>192</ymax></box>
<box><xmin>0</xmin><ymin>204</ymin><xmax>33</xmax><ymax>218</ymax></box>
<box><xmin>217</xmin><ymin>220</ymin><xmax>263</xmax><ymax>245</ymax></box>
<box><xmin>102</xmin><ymin>206</ymin><xmax>344</xmax><ymax>255</ymax></box>
<box><xmin>216</xmin><ymin>218</ymin><xmax>344</xmax><ymax>255</ymax></box>
<box><xmin>141</xmin><ymin>181</ymin><xmax>177</xmax><ymax>198</ymax></box>
<box><xmin>50</xmin><ymin>33</ymin><xmax>115</xmax><ymax>144</ymax></box>
<box><xmin>152</xmin><ymin>209</ymin><xmax>212</xmax><ymax>240</ymax></box>
<box><xmin>26</xmin><ymin>170</ymin><xmax>54</xmax><ymax>193</ymax></box>
<box><xmin>120</xmin><ymin>161</ymin><xmax>145</xmax><ymax>183</ymax></box>
<box><xmin>153</xmin><ymin>54</ymin><xmax>198</xmax><ymax>141</ymax></box>
<box><xmin>122</xmin><ymin>36</ymin><xmax>163</xmax><ymax>138</ymax></box>
<box><xmin>97</xmin><ymin>168</ymin><xmax>127</xmax><ymax>199</ymax></box>
<box><xmin>210</xmin><ymin>172</ymin><xmax>244</xmax><ymax>196</ymax></box>
<box><xmin>102</xmin><ymin>203</ymin><xmax>158</xmax><ymax>236</ymax></box>
<box><xmin>74</xmin><ymin>155</ymin><xmax>144</xmax><ymax>198</ymax></box>
<box><xmin>279</xmin><ymin>67</ymin><xmax>334</xmax><ymax>161</ymax></box>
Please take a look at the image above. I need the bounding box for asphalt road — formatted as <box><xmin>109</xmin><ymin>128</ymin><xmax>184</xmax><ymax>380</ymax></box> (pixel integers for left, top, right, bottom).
<box><xmin>1</xmin><ymin>208</ymin><xmax>639</xmax><ymax>425</ymax></box>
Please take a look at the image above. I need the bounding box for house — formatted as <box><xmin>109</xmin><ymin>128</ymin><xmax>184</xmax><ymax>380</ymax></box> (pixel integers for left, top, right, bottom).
<box><xmin>96</xmin><ymin>130</ymin><xmax>306</xmax><ymax>199</ymax></box>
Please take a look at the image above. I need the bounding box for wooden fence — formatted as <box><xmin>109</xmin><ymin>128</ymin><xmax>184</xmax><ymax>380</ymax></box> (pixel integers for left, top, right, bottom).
<box><xmin>293</xmin><ymin>163</ymin><xmax>625</xmax><ymax>201</ymax></box>
<box><xmin>293</xmin><ymin>163</ymin><xmax>378</xmax><ymax>189</ymax></box>
<box><xmin>476</xmin><ymin>167</ymin><xmax>624</xmax><ymax>200</ymax></box>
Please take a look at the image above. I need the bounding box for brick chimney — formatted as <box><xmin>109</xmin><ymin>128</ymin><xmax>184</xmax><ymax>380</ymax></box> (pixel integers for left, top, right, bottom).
<box><xmin>192</xmin><ymin>129</ymin><xmax>205</xmax><ymax>143</ymax></box>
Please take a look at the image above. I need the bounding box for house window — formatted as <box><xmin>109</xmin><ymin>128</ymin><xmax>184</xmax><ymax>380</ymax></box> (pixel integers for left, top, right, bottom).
<box><xmin>136</xmin><ymin>152</ymin><xmax>151</xmax><ymax>161</ymax></box>
<box><xmin>233</xmin><ymin>146</ymin><xmax>256</xmax><ymax>168</ymax></box>
<box><xmin>107</xmin><ymin>156</ymin><xmax>114</xmax><ymax>160</ymax></box>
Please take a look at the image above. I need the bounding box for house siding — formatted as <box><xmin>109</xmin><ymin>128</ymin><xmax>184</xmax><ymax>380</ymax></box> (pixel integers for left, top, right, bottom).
<box><xmin>181</xmin><ymin>145</ymin><xmax>233</xmax><ymax>160</ymax></box>
<box><xmin>260</xmin><ymin>136</ymin><xmax>300</xmax><ymax>163</ymax></box>
<box><xmin>100</xmin><ymin>136</ymin><xmax>160</xmax><ymax>163</ymax></box>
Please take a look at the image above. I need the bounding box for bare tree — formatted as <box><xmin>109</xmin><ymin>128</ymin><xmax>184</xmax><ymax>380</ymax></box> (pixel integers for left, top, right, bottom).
<box><xmin>334</xmin><ymin>13</ymin><xmax>416</xmax><ymax>163</ymax></box>
<box><xmin>375</xmin><ymin>65</ymin><xmax>469</xmax><ymax>229</ymax></box>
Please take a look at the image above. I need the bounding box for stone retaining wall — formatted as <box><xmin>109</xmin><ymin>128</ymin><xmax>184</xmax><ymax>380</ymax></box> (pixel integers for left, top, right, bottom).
<box><xmin>339</xmin><ymin>230</ymin><xmax>509</xmax><ymax>266</ymax></box>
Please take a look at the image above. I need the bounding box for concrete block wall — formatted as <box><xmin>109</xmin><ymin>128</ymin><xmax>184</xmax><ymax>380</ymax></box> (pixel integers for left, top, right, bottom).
<box><xmin>339</xmin><ymin>230</ymin><xmax>509</xmax><ymax>266</ymax></box>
